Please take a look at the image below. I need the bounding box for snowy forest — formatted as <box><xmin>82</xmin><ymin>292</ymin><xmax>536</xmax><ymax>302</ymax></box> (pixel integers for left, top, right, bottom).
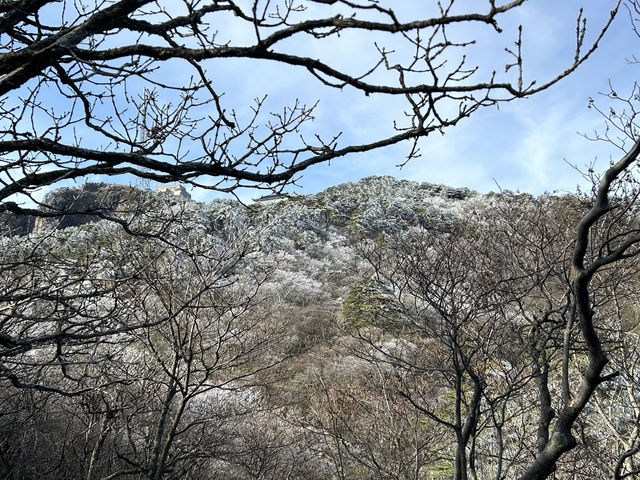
<box><xmin>2</xmin><ymin>0</ymin><xmax>640</xmax><ymax>479</ymax></box>
<box><xmin>2</xmin><ymin>176</ymin><xmax>640</xmax><ymax>479</ymax></box>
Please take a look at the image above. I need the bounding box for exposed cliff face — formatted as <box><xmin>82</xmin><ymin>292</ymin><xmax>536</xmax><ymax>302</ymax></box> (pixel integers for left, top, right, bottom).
<box><xmin>34</xmin><ymin>183</ymin><xmax>140</xmax><ymax>232</ymax></box>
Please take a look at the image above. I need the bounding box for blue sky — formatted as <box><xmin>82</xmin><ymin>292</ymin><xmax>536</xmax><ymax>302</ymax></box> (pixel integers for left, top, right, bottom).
<box><xmin>301</xmin><ymin>1</ymin><xmax>636</xmax><ymax>193</ymax></box>
<box><xmin>22</xmin><ymin>1</ymin><xmax>639</xmax><ymax>204</ymax></box>
<box><xmin>189</xmin><ymin>0</ymin><xmax>638</xmax><ymax>202</ymax></box>
<box><xmin>382</xmin><ymin>0</ymin><xmax>638</xmax><ymax>196</ymax></box>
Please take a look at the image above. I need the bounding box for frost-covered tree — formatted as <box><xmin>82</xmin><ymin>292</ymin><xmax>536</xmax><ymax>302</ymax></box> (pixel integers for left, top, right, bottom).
<box><xmin>0</xmin><ymin>199</ymin><xmax>302</xmax><ymax>478</ymax></box>
<box><xmin>338</xmin><ymin>134</ymin><xmax>640</xmax><ymax>480</ymax></box>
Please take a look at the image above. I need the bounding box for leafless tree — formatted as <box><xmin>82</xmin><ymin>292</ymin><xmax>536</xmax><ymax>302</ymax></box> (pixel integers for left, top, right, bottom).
<box><xmin>0</xmin><ymin>200</ymin><xmax>298</xmax><ymax>479</ymax></box>
<box><xmin>341</xmin><ymin>167</ymin><xmax>640</xmax><ymax>480</ymax></box>
<box><xmin>519</xmin><ymin>32</ymin><xmax>640</xmax><ymax>476</ymax></box>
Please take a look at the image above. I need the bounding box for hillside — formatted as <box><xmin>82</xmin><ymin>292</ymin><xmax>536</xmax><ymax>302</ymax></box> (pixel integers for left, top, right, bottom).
<box><xmin>3</xmin><ymin>177</ymin><xmax>637</xmax><ymax>480</ymax></box>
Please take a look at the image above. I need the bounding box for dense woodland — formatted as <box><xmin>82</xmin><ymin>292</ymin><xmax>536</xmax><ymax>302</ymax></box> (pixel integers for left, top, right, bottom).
<box><xmin>1</xmin><ymin>177</ymin><xmax>640</xmax><ymax>479</ymax></box>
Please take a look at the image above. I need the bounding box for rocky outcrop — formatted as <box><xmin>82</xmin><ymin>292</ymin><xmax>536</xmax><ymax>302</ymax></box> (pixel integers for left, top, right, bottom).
<box><xmin>32</xmin><ymin>183</ymin><xmax>140</xmax><ymax>234</ymax></box>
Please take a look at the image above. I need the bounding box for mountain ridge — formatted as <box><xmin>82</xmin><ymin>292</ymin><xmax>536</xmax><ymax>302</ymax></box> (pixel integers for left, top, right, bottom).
<box><xmin>0</xmin><ymin>176</ymin><xmax>481</xmax><ymax>237</ymax></box>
